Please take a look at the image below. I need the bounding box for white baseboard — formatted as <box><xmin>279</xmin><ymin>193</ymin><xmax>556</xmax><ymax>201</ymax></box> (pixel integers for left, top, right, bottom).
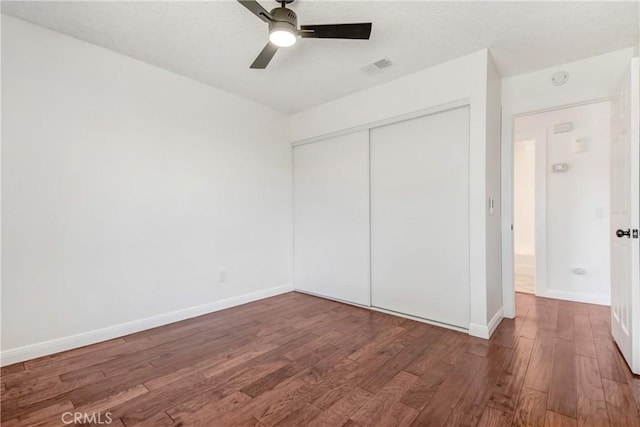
<box><xmin>0</xmin><ymin>283</ymin><xmax>294</xmax><ymax>367</ymax></box>
<box><xmin>468</xmin><ymin>308</ymin><xmax>504</xmax><ymax>339</ymax></box>
<box><xmin>294</xmin><ymin>289</ymin><xmax>469</xmax><ymax>335</ymax></box>
<box><xmin>368</xmin><ymin>306</ymin><xmax>469</xmax><ymax>334</ymax></box>
<box><xmin>540</xmin><ymin>289</ymin><xmax>610</xmax><ymax>306</ymax></box>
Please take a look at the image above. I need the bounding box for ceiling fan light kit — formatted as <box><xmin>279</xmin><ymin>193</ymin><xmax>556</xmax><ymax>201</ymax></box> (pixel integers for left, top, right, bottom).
<box><xmin>238</xmin><ymin>0</ymin><xmax>372</xmax><ymax>69</ymax></box>
<box><xmin>268</xmin><ymin>6</ymin><xmax>298</xmax><ymax>47</ymax></box>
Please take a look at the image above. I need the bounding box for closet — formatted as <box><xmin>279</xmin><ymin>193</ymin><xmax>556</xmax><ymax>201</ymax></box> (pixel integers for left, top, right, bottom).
<box><xmin>293</xmin><ymin>106</ymin><xmax>470</xmax><ymax>329</ymax></box>
<box><xmin>293</xmin><ymin>130</ymin><xmax>371</xmax><ymax>306</ymax></box>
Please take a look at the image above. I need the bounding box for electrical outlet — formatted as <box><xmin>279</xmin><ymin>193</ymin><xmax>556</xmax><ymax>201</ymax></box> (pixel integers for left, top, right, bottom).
<box><xmin>218</xmin><ymin>270</ymin><xmax>227</xmax><ymax>283</ymax></box>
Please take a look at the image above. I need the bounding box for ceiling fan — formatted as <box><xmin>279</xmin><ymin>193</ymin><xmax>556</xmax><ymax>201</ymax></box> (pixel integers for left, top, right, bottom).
<box><xmin>238</xmin><ymin>0</ymin><xmax>372</xmax><ymax>69</ymax></box>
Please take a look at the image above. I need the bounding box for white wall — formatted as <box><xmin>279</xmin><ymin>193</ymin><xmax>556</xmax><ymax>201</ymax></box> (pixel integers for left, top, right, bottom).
<box><xmin>290</xmin><ymin>49</ymin><xmax>502</xmax><ymax>337</ymax></box>
<box><xmin>513</xmin><ymin>140</ymin><xmax>536</xmax><ymax>257</ymax></box>
<box><xmin>1</xmin><ymin>16</ymin><xmax>292</xmax><ymax>364</ymax></box>
<box><xmin>501</xmin><ymin>47</ymin><xmax>635</xmax><ymax>316</ymax></box>
<box><xmin>485</xmin><ymin>54</ymin><xmax>503</xmax><ymax>326</ymax></box>
<box><xmin>515</xmin><ymin>102</ymin><xmax>611</xmax><ymax>304</ymax></box>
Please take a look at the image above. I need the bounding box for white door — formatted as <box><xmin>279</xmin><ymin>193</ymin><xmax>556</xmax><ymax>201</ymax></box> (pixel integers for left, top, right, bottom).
<box><xmin>293</xmin><ymin>131</ymin><xmax>370</xmax><ymax>306</ymax></box>
<box><xmin>370</xmin><ymin>106</ymin><xmax>470</xmax><ymax>328</ymax></box>
<box><xmin>610</xmin><ymin>58</ymin><xmax>640</xmax><ymax>374</ymax></box>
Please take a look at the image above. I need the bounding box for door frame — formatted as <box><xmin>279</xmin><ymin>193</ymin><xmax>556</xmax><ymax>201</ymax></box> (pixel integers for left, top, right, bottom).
<box><xmin>501</xmin><ymin>98</ymin><xmax>610</xmax><ymax>318</ymax></box>
<box><xmin>512</xmin><ymin>127</ymin><xmax>547</xmax><ymax>298</ymax></box>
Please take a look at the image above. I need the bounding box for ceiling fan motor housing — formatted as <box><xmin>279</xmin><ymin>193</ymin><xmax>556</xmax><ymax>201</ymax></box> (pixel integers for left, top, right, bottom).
<box><xmin>269</xmin><ymin>7</ymin><xmax>298</xmax><ymax>34</ymax></box>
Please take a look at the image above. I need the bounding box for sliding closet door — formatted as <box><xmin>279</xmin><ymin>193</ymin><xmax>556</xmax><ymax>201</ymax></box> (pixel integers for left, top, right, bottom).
<box><xmin>293</xmin><ymin>131</ymin><xmax>370</xmax><ymax>306</ymax></box>
<box><xmin>370</xmin><ymin>106</ymin><xmax>470</xmax><ymax>328</ymax></box>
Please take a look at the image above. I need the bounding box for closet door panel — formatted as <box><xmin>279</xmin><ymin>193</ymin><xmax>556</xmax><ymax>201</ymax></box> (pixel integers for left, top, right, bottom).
<box><xmin>293</xmin><ymin>131</ymin><xmax>370</xmax><ymax>306</ymax></box>
<box><xmin>370</xmin><ymin>107</ymin><xmax>470</xmax><ymax>328</ymax></box>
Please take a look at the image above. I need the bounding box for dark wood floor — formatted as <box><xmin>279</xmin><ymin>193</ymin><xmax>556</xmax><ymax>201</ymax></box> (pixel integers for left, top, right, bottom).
<box><xmin>1</xmin><ymin>292</ymin><xmax>639</xmax><ymax>426</ymax></box>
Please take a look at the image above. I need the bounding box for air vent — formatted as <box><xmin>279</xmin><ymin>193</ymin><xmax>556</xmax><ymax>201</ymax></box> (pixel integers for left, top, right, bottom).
<box><xmin>373</xmin><ymin>58</ymin><xmax>393</xmax><ymax>70</ymax></box>
<box><xmin>553</xmin><ymin>122</ymin><xmax>573</xmax><ymax>134</ymax></box>
<box><xmin>362</xmin><ymin>57</ymin><xmax>393</xmax><ymax>76</ymax></box>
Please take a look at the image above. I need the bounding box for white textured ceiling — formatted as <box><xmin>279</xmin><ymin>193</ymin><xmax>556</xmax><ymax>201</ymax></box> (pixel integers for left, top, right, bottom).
<box><xmin>2</xmin><ymin>1</ymin><xmax>638</xmax><ymax>113</ymax></box>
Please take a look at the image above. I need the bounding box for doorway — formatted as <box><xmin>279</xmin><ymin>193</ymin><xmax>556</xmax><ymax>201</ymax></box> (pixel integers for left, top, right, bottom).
<box><xmin>512</xmin><ymin>101</ymin><xmax>612</xmax><ymax>305</ymax></box>
<box><xmin>513</xmin><ymin>138</ymin><xmax>536</xmax><ymax>294</ymax></box>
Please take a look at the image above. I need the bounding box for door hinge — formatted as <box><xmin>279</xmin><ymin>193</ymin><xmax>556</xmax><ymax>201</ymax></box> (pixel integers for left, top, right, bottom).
<box><xmin>633</xmin><ymin>229</ymin><xmax>639</xmax><ymax>239</ymax></box>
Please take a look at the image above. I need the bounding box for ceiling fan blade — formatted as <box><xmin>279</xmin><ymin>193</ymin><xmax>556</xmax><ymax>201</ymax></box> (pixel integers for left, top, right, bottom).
<box><xmin>299</xmin><ymin>23</ymin><xmax>372</xmax><ymax>39</ymax></box>
<box><xmin>237</xmin><ymin>0</ymin><xmax>272</xmax><ymax>23</ymax></box>
<box><xmin>250</xmin><ymin>43</ymin><xmax>278</xmax><ymax>69</ymax></box>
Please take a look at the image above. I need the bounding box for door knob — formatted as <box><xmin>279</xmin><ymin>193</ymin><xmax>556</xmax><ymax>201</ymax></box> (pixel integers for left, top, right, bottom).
<box><xmin>616</xmin><ymin>228</ymin><xmax>631</xmax><ymax>238</ymax></box>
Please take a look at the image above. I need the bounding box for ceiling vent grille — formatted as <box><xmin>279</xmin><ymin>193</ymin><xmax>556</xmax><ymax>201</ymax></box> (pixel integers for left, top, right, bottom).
<box><xmin>373</xmin><ymin>58</ymin><xmax>393</xmax><ymax>70</ymax></box>
<box><xmin>362</xmin><ymin>57</ymin><xmax>393</xmax><ymax>76</ymax></box>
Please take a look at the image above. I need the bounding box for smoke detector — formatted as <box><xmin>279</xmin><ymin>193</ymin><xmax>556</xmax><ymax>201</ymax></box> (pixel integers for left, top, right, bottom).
<box><xmin>551</xmin><ymin>71</ymin><xmax>569</xmax><ymax>86</ymax></box>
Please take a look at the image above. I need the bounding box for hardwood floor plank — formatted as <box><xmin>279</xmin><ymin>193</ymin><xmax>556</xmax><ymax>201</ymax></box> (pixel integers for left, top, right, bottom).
<box><xmin>544</xmin><ymin>410</ymin><xmax>577</xmax><ymax>426</ymax></box>
<box><xmin>377</xmin><ymin>402</ymin><xmax>418</xmax><ymax>427</ymax></box>
<box><xmin>491</xmin><ymin>316</ymin><xmax>526</xmax><ymax>348</ymax></box>
<box><xmin>575</xmin><ymin>355</ymin><xmax>610</xmax><ymax>427</ymax></box>
<box><xmin>573</xmin><ymin>314</ymin><xmax>597</xmax><ymax>358</ymax></box>
<box><xmin>622</xmin><ymin>367</ymin><xmax>640</xmax><ymax>414</ymax></box>
<box><xmin>547</xmin><ymin>338</ymin><xmax>577</xmax><ymax>418</ymax></box>
<box><xmin>283</xmin><ymin>331</ymin><xmax>343</xmax><ymax>360</ymax></box>
<box><xmin>556</xmin><ymin>308</ymin><xmax>575</xmax><ymax>341</ymax></box>
<box><xmin>241</xmin><ymin>364</ymin><xmax>299</xmax><ymax>398</ymax></box>
<box><xmin>113</xmin><ymin>374</ymin><xmax>220</xmax><ymax>426</ymax></box>
<box><xmin>513</xmin><ymin>387</ymin><xmax>547</xmax><ymax>427</ymax></box>
<box><xmin>347</xmin><ymin>326</ymin><xmax>407</xmax><ymax>362</ymax></box>
<box><xmin>167</xmin><ymin>390</ymin><xmax>251</xmax><ymax>425</ymax></box>
<box><xmin>443</xmin><ymin>343</ymin><xmax>510</xmax><ymax>427</ymax></box>
<box><xmin>593</xmin><ymin>335</ymin><xmax>630</xmax><ymax>384</ymax></box>
<box><xmin>410</xmin><ymin>353</ymin><xmax>486</xmax><ymax>426</ymax></box>
<box><xmin>350</xmin><ymin>371</ymin><xmax>419</xmax><ymax>426</ymax></box>
<box><xmin>76</xmin><ymin>383</ymin><xmax>149</xmax><ymax>414</ymax></box>
<box><xmin>487</xmin><ymin>336</ymin><xmax>535</xmax><ymax>413</ymax></box>
<box><xmin>404</xmin><ymin>334</ymin><xmax>452</xmax><ymax>377</ymax></box>
<box><xmin>2</xmin><ymin>400</ymin><xmax>74</xmax><ymax>427</ymax></box>
<box><xmin>250</xmin><ymin>377</ymin><xmax>315</xmax><ymax>426</ymax></box>
<box><xmin>358</xmin><ymin>330</ymin><xmax>438</xmax><ymax>393</ymax></box>
<box><xmin>272</xmin><ymin>403</ymin><xmax>323</xmax><ymax>426</ymax></box>
<box><xmin>602</xmin><ymin>378</ymin><xmax>640</xmax><ymax>427</ymax></box>
<box><xmin>524</xmin><ymin>329</ymin><xmax>556</xmax><ymax>392</ymax></box>
<box><xmin>401</xmin><ymin>361</ymin><xmax>454</xmax><ymax>411</ymax></box>
<box><xmin>519</xmin><ymin>315</ymin><xmax>539</xmax><ymax>340</ymax></box>
<box><xmin>308</xmin><ymin>386</ymin><xmax>373</xmax><ymax>427</ymax></box>
<box><xmin>538</xmin><ymin>300</ymin><xmax>560</xmax><ymax>331</ymax></box>
<box><xmin>0</xmin><ymin>363</ymin><xmax>25</xmax><ymax>376</ymax></box>
<box><xmin>127</xmin><ymin>412</ymin><xmax>175</xmax><ymax>427</ymax></box>
<box><xmin>476</xmin><ymin>406</ymin><xmax>512</xmax><ymax>427</ymax></box>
